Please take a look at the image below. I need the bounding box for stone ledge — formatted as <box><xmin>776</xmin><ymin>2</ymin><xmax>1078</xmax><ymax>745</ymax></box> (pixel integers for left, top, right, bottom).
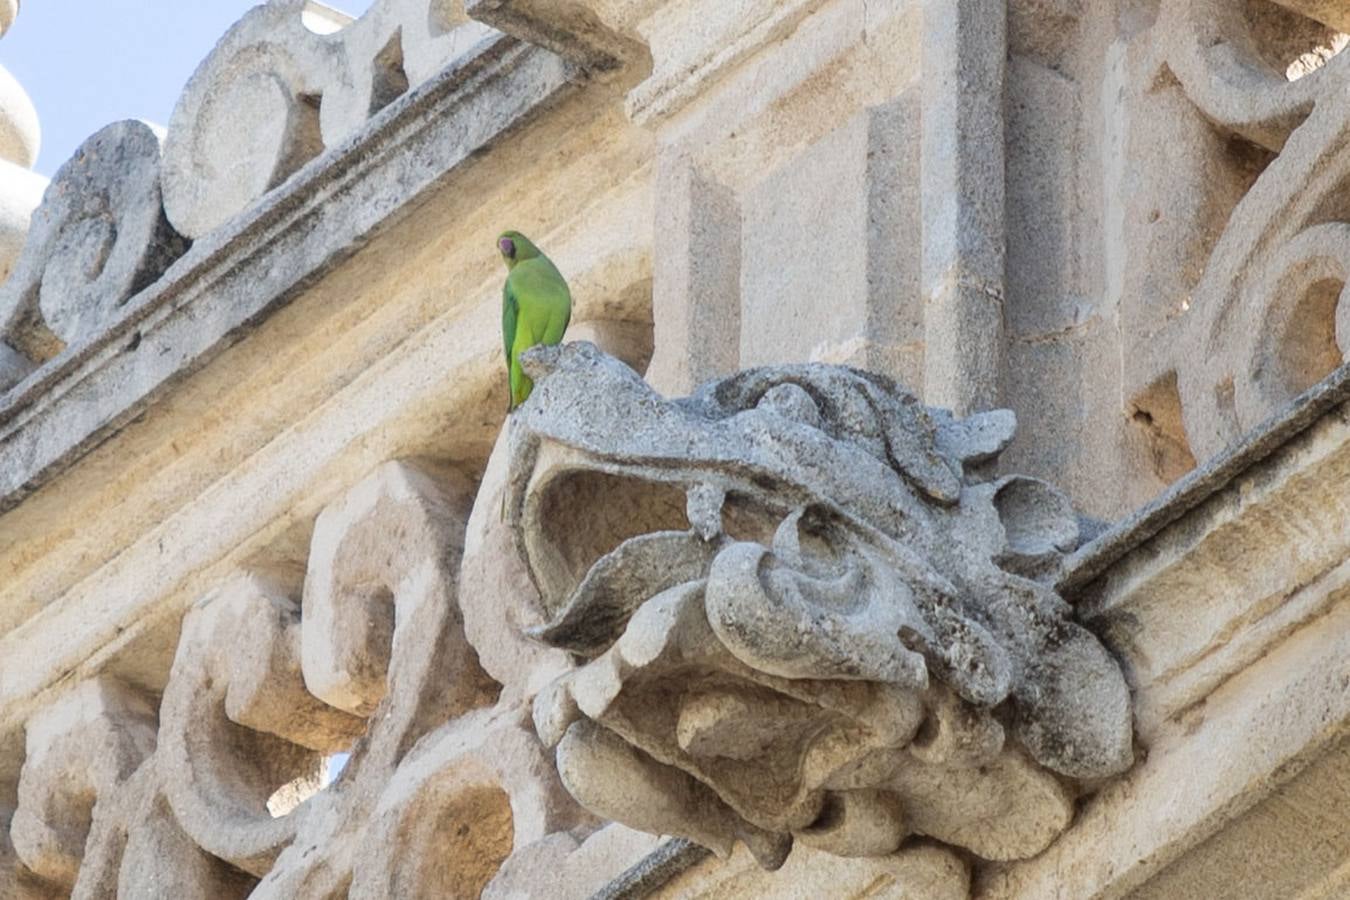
<box><xmin>986</xmin><ymin>363</ymin><xmax>1350</xmax><ymax>896</ymax></box>
<box><xmin>0</xmin><ymin>33</ymin><xmax>577</xmax><ymax>513</ymax></box>
<box><xmin>588</xmin><ymin>838</ymin><xmax>710</xmax><ymax>900</ymax></box>
<box><xmin>1060</xmin><ymin>361</ymin><xmax>1350</xmax><ymax>595</ymax></box>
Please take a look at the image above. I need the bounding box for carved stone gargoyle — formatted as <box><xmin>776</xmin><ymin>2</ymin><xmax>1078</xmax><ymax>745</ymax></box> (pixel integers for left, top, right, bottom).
<box><xmin>502</xmin><ymin>342</ymin><xmax>1132</xmax><ymax>869</ymax></box>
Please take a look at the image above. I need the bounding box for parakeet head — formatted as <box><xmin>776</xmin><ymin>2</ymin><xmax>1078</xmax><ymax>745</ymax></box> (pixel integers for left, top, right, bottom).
<box><xmin>497</xmin><ymin>230</ymin><xmax>542</xmax><ymax>269</ymax></box>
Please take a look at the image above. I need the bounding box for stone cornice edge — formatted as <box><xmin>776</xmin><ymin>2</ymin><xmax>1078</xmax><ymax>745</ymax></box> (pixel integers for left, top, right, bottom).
<box><xmin>0</xmin><ymin>33</ymin><xmax>577</xmax><ymax>512</ymax></box>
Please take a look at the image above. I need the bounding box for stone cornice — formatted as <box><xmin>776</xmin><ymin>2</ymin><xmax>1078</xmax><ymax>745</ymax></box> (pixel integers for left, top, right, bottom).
<box><xmin>0</xmin><ymin>33</ymin><xmax>576</xmax><ymax>512</ymax></box>
<box><xmin>1060</xmin><ymin>360</ymin><xmax>1350</xmax><ymax>596</ymax></box>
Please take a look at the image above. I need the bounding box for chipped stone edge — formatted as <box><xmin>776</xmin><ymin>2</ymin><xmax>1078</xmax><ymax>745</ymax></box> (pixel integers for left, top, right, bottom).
<box><xmin>1058</xmin><ymin>361</ymin><xmax>1350</xmax><ymax>595</ymax></box>
<box><xmin>0</xmin><ymin>32</ymin><xmax>579</xmax><ymax>512</ymax></box>
<box><xmin>587</xmin><ymin>838</ymin><xmax>712</xmax><ymax>900</ymax></box>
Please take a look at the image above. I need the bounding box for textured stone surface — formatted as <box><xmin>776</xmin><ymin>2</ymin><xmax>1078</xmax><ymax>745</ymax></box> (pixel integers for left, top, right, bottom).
<box><xmin>497</xmin><ymin>343</ymin><xmax>1131</xmax><ymax>866</ymax></box>
<box><xmin>0</xmin><ymin>33</ymin><xmax>575</xmax><ymax>512</ymax></box>
<box><xmin>162</xmin><ymin>0</ymin><xmax>495</xmax><ymax>238</ymax></box>
<box><xmin>10</xmin><ymin>680</ymin><xmax>156</xmax><ymax>889</ymax></box>
<box><xmin>3</xmin><ymin>462</ymin><xmax>596</xmax><ymax>897</ymax></box>
<box><xmin>159</xmin><ymin>573</ymin><xmax>362</xmax><ymax>875</ymax></box>
<box><xmin>0</xmin><ymin>121</ymin><xmax>186</xmax><ymax>367</ymax></box>
<box><xmin>483</xmin><ymin>823</ymin><xmax>664</xmax><ymax>899</ymax></box>
<box><xmin>3</xmin><ymin>0</ymin><xmax>1350</xmax><ymax>897</ymax></box>
<box><xmin>644</xmin><ymin>153</ymin><xmax>741</xmax><ymax>395</ymax></box>
<box><xmin>467</xmin><ymin>0</ymin><xmax>649</xmax><ymax>72</ymax></box>
<box><xmin>459</xmin><ymin>425</ymin><xmax>576</xmax><ymax>705</ymax></box>
<box><xmin>657</xmin><ymin>841</ymin><xmax>970</xmax><ymax>900</ymax></box>
<box><xmin>919</xmin><ymin>0</ymin><xmax>1005</xmax><ymax>416</ymax></box>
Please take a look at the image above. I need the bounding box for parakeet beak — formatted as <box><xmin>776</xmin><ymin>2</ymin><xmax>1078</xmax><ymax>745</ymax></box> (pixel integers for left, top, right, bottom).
<box><xmin>499</xmin><ymin>237</ymin><xmax>516</xmax><ymax>259</ymax></box>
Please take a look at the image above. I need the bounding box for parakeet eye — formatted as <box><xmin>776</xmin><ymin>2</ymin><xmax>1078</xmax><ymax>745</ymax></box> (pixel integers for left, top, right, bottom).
<box><xmin>499</xmin><ymin>237</ymin><xmax>516</xmax><ymax>258</ymax></box>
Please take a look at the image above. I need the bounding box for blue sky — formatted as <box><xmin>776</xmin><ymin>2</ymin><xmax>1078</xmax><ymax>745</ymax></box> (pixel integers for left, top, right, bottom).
<box><xmin>1</xmin><ymin>2</ymin><xmax>372</xmax><ymax>177</ymax></box>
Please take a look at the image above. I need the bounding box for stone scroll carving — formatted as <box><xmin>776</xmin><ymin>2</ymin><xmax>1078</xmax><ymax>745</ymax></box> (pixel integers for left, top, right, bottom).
<box><xmin>158</xmin><ymin>573</ymin><xmax>365</xmax><ymax>877</ymax></box>
<box><xmin>0</xmin><ymin>120</ymin><xmax>187</xmax><ymax>386</ymax></box>
<box><xmin>10</xmin><ymin>679</ymin><xmax>157</xmax><ymax>891</ymax></box>
<box><xmin>4</xmin><ymin>461</ymin><xmax>596</xmax><ymax>898</ymax></box>
<box><xmin>0</xmin><ymin>0</ymin><xmax>501</xmax><ymax>393</ymax></box>
<box><xmin>1153</xmin><ymin>1</ymin><xmax>1350</xmax><ymax>458</ymax></box>
<box><xmin>161</xmin><ymin>0</ymin><xmax>495</xmax><ymax>238</ymax></box>
<box><xmin>502</xmin><ymin>343</ymin><xmax>1134</xmax><ymax>868</ymax></box>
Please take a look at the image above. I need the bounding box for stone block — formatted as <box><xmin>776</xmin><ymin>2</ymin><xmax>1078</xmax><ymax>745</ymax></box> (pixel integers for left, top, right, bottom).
<box><xmin>739</xmin><ymin>111</ymin><xmax>869</xmax><ymax>368</ymax></box>
<box><xmin>738</xmin><ymin>94</ymin><xmax>922</xmax><ymax>381</ymax></box>
<box><xmin>645</xmin><ymin>153</ymin><xmax>741</xmax><ymax>394</ymax></box>
<box><xmin>1004</xmin><ymin>55</ymin><xmax>1085</xmax><ymax>337</ymax></box>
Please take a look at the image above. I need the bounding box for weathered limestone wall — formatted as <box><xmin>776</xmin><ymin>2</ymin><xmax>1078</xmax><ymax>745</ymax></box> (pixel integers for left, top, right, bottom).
<box><xmin>0</xmin><ymin>0</ymin><xmax>1346</xmax><ymax>897</ymax></box>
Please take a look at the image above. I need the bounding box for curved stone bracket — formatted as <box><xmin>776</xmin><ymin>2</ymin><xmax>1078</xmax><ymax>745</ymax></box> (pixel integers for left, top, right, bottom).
<box><xmin>161</xmin><ymin>0</ymin><xmax>496</xmax><ymax>239</ymax></box>
<box><xmin>160</xmin><ymin>573</ymin><xmax>363</xmax><ymax>876</ymax></box>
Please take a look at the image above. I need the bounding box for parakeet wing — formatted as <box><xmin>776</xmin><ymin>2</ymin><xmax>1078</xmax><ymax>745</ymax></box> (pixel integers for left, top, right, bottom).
<box><xmin>502</xmin><ymin>278</ymin><xmax>518</xmax><ymax>368</ymax></box>
<box><xmin>543</xmin><ymin>298</ymin><xmax>571</xmax><ymax>345</ymax></box>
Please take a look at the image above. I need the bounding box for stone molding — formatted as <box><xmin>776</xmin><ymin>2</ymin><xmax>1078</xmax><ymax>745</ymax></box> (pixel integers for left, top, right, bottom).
<box><xmin>0</xmin><ymin>21</ymin><xmax>577</xmax><ymax>511</ymax></box>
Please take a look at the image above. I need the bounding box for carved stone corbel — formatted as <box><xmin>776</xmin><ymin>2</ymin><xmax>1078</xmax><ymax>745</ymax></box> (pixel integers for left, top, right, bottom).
<box><xmin>498</xmin><ymin>343</ymin><xmax>1134</xmax><ymax>869</ymax></box>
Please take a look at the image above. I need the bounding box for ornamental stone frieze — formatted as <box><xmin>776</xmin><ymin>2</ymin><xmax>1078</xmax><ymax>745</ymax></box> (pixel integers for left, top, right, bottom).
<box><xmin>0</xmin><ymin>0</ymin><xmax>583</xmax><ymax>507</ymax></box>
<box><xmin>0</xmin><ymin>0</ymin><xmax>567</xmax><ymax>397</ymax></box>
<box><xmin>0</xmin><ymin>348</ymin><xmax>1135</xmax><ymax>898</ymax></box>
<box><xmin>1156</xmin><ymin>0</ymin><xmax>1350</xmax><ymax>458</ymax></box>
<box><xmin>3</xmin><ymin>461</ymin><xmax>598</xmax><ymax>898</ymax></box>
<box><xmin>3</xmin><ymin>0</ymin><xmax>1350</xmax><ymax>897</ymax></box>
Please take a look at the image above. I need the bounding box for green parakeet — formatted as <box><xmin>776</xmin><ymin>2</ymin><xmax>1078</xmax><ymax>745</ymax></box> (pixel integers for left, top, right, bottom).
<box><xmin>498</xmin><ymin>230</ymin><xmax>572</xmax><ymax>411</ymax></box>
